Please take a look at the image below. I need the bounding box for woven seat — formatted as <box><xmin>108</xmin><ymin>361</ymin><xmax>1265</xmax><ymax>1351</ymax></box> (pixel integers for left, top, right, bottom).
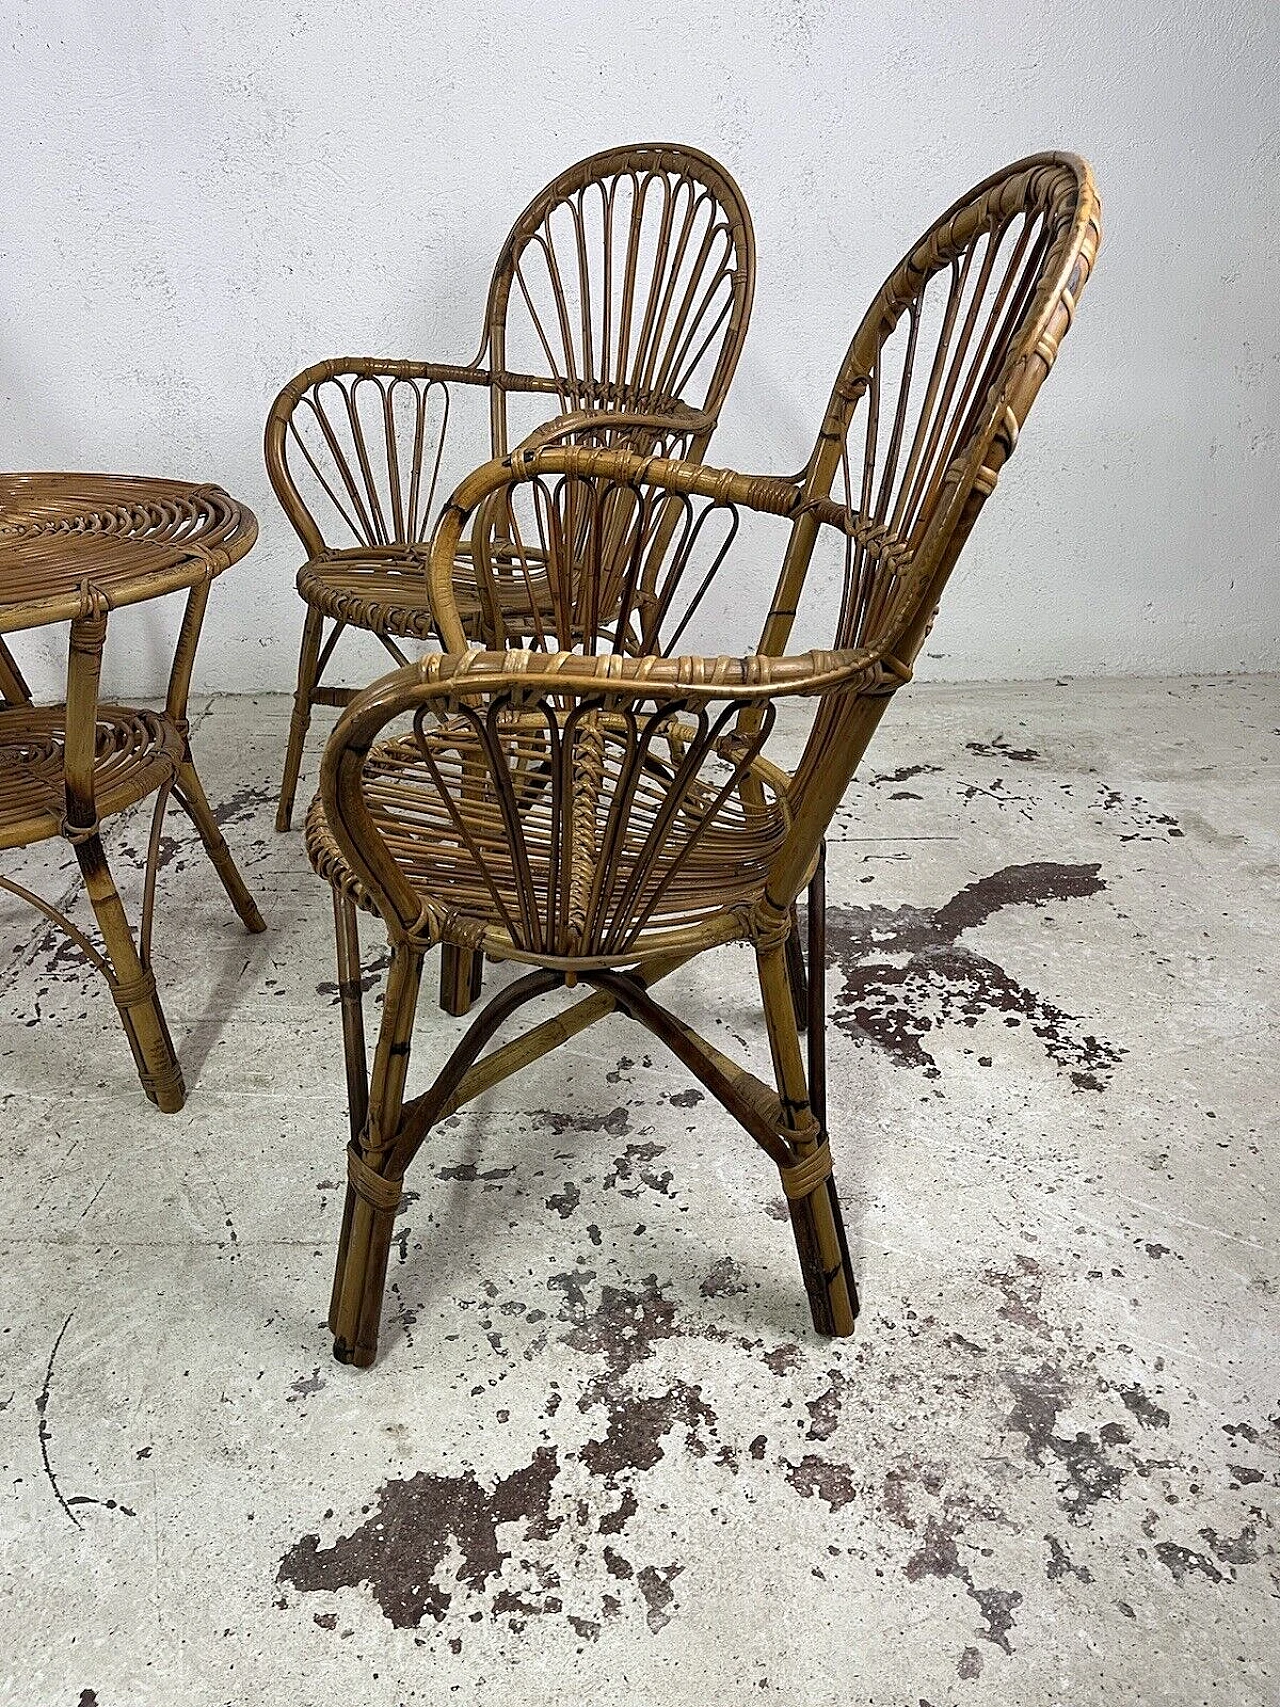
<box><xmin>266</xmin><ymin>142</ymin><xmax>756</xmax><ymax>834</ymax></box>
<box><xmin>310</xmin><ymin>154</ymin><xmax>1102</xmax><ymax>1367</ymax></box>
<box><xmin>305</xmin><ymin>714</ymin><xmax>791</xmax><ymax>964</ymax></box>
<box><xmin>0</xmin><ymin>705</ymin><xmax>183</xmax><ymax>851</ymax></box>
<box><xmin>295</xmin><ymin>548</ymin><xmax>549</xmax><ymax>641</ymax></box>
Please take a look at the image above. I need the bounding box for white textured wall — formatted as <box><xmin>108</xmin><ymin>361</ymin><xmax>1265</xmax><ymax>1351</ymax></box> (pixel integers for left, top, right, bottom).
<box><xmin>3</xmin><ymin>0</ymin><xmax>1276</xmax><ymax>695</ymax></box>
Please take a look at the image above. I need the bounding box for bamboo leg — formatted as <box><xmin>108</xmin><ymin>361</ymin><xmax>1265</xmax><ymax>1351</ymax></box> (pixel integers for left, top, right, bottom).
<box><xmin>784</xmin><ymin>904</ymin><xmax>808</xmax><ymax>1032</ymax></box>
<box><xmin>757</xmin><ymin>938</ymin><xmax>857</xmax><ymax>1336</ymax></box>
<box><xmin>439</xmin><ymin>942</ymin><xmax>484</xmax><ymax>1016</ymax></box>
<box><xmin>329</xmin><ymin>941</ymin><xmax>424</xmax><ymax>1367</ymax></box>
<box><xmin>332</xmin><ymin>891</ymin><xmax>369</xmax><ymax>1145</ymax></box>
<box><xmin>807</xmin><ymin>846</ymin><xmax>827</xmax><ymax>1130</ymax></box>
<box><xmin>74</xmin><ymin>831</ymin><xmax>185</xmax><ymax>1113</ymax></box>
<box><xmin>172</xmin><ymin>755</ymin><xmax>266</xmax><ymax>932</ymax></box>
<box><xmin>277</xmin><ymin>605</ymin><xmax>325</xmax><ymax>832</ymax></box>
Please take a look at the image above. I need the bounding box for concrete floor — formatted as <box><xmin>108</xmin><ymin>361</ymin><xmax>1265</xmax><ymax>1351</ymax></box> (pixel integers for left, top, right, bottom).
<box><xmin>0</xmin><ymin>676</ymin><xmax>1275</xmax><ymax>1706</ymax></box>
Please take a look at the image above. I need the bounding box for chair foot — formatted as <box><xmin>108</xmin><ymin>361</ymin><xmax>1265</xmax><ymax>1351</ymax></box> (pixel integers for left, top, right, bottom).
<box><xmin>439</xmin><ymin>942</ymin><xmax>484</xmax><ymax>1016</ymax></box>
<box><xmin>327</xmin><ymin>1149</ymin><xmax>402</xmax><ymax>1369</ymax></box>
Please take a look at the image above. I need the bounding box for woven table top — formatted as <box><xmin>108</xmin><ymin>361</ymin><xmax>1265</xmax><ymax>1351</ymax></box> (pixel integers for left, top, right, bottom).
<box><xmin>0</xmin><ymin>472</ymin><xmax>257</xmax><ymax>635</ymax></box>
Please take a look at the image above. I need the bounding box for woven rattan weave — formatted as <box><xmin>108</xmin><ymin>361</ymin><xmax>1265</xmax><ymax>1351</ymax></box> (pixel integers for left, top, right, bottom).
<box><xmin>0</xmin><ymin>472</ymin><xmax>264</xmax><ymax>1110</ymax></box>
<box><xmin>307</xmin><ymin>153</ymin><xmax>1101</xmax><ymax>1365</ymax></box>
<box><xmin>265</xmin><ymin>142</ymin><xmax>756</xmax><ymax>851</ymax></box>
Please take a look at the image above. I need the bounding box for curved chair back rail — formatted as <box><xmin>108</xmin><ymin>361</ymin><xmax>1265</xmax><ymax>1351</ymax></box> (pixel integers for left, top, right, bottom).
<box><xmin>310</xmin><ymin>153</ymin><xmax>1101</xmax><ymax>1365</ymax></box>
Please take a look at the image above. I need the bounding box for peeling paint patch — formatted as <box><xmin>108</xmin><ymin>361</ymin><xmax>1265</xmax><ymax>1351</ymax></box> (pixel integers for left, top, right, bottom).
<box><xmin>824</xmin><ymin>862</ymin><xmax>1123</xmax><ymax>1088</ymax></box>
<box><xmin>277</xmin><ymin>1448</ymin><xmax>562</xmax><ymax>1627</ymax></box>
<box><xmin>785</xmin><ymin>1455</ymin><xmax>858</xmax><ymax>1510</ymax></box>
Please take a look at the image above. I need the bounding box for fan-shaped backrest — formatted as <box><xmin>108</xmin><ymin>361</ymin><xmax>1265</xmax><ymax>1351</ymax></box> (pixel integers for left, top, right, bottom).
<box><xmin>484</xmin><ymin>143</ymin><xmax>756</xmax><ymax>452</ymax></box>
<box><xmin>266</xmin><ymin>145</ymin><xmax>754</xmax><ymax>559</ymax></box>
<box><xmin>764</xmin><ymin>153</ymin><xmax>1101</xmax><ymax>667</ymax></box>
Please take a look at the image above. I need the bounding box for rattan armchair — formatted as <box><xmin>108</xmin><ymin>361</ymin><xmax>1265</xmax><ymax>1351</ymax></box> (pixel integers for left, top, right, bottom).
<box><xmin>305</xmin><ymin>153</ymin><xmax>1101</xmax><ymax>1365</ymax></box>
<box><xmin>266</xmin><ymin>142</ymin><xmax>756</xmax><ymax>859</ymax></box>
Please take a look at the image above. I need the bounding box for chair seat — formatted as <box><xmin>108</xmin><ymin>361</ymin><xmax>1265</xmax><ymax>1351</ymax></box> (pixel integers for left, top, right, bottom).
<box><xmin>0</xmin><ymin>704</ymin><xmax>183</xmax><ymax>850</ymax></box>
<box><xmin>305</xmin><ymin>712</ymin><xmax>793</xmax><ymax>967</ymax></box>
<box><xmin>296</xmin><ymin>548</ymin><xmax>554</xmax><ymax>642</ymax></box>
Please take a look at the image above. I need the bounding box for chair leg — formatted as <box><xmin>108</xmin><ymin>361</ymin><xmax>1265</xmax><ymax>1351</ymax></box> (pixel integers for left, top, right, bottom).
<box><xmin>173</xmin><ymin>755</ymin><xmax>266</xmax><ymax>933</ymax></box>
<box><xmin>277</xmin><ymin>605</ymin><xmax>325</xmax><ymax>833</ymax></box>
<box><xmin>0</xmin><ymin>639</ymin><xmax>32</xmax><ymax>708</ymax></box>
<box><xmin>757</xmin><ymin>937</ymin><xmax>857</xmax><ymax>1337</ymax></box>
<box><xmin>329</xmin><ymin>940</ymin><xmax>424</xmax><ymax>1367</ymax></box>
<box><xmin>439</xmin><ymin>942</ymin><xmax>484</xmax><ymax>1016</ymax></box>
<box><xmin>806</xmin><ymin>845</ymin><xmax>827</xmax><ymax>1129</ymax></box>
<box><xmin>784</xmin><ymin>904</ymin><xmax>808</xmax><ymax>1032</ymax></box>
<box><xmin>332</xmin><ymin>890</ymin><xmax>369</xmax><ymax>1145</ymax></box>
<box><xmin>74</xmin><ymin>831</ymin><xmax>185</xmax><ymax>1112</ymax></box>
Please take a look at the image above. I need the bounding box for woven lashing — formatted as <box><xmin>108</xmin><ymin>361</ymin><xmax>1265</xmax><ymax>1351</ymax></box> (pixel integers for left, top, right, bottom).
<box><xmin>778</xmin><ymin>1140</ymin><xmax>834</xmax><ymax>1202</ymax></box>
<box><xmin>305</xmin><ymin>711</ymin><xmax>793</xmax><ymax>965</ymax></box>
<box><xmin>296</xmin><ymin>547</ymin><xmax>552</xmax><ymax>642</ymax></box>
<box><xmin>346</xmin><ymin>1141</ymin><xmax>403</xmax><ymax>1214</ymax></box>
<box><xmin>0</xmin><ymin>706</ymin><xmax>183</xmax><ymax>852</ymax></box>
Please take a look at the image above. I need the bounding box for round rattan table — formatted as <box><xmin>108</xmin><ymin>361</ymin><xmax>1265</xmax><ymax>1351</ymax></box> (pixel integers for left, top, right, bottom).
<box><xmin>0</xmin><ymin>472</ymin><xmax>265</xmax><ymax>1111</ymax></box>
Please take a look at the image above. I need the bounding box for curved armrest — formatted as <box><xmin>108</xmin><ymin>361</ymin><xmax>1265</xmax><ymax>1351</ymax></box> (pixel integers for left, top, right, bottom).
<box><xmin>319</xmin><ymin>642</ymin><xmax>903</xmax><ymax>941</ymax></box>
<box><xmin>264</xmin><ymin>358</ymin><xmax>711</xmax><ymax>557</ymax></box>
<box><xmin>264</xmin><ymin>356</ymin><xmax>496</xmax><ymax>557</ymax></box>
<box><xmin>513</xmin><ymin>402</ymin><xmax>714</xmax><ymax>455</ymax></box>
<box><xmin>429</xmin><ymin>444</ymin><xmax>806</xmax><ymax>651</ymax></box>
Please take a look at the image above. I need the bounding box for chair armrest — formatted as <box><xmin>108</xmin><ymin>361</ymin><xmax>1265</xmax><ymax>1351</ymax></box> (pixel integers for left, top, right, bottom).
<box><xmin>512</xmin><ymin>403</ymin><xmax>714</xmax><ymax>455</ymax></box>
<box><xmin>429</xmin><ymin>444</ymin><xmax>806</xmax><ymax>652</ymax></box>
<box><xmin>264</xmin><ymin>357</ymin><xmax>500</xmax><ymax>557</ymax></box>
<box><xmin>319</xmin><ymin>642</ymin><xmax>901</xmax><ymax>944</ymax></box>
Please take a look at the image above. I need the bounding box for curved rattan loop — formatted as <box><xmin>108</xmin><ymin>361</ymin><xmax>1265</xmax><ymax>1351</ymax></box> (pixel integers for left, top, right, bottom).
<box><xmin>309</xmin><ymin>153</ymin><xmax>1101</xmax><ymax>1364</ymax></box>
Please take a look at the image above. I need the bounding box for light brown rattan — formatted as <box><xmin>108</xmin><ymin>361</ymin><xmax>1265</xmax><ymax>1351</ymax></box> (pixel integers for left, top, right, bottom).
<box><xmin>307</xmin><ymin>153</ymin><xmax>1102</xmax><ymax>1365</ymax></box>
<box><xmin>0</xmin><ymin>472</ymin><xmax>265</xmax><ymax>1110</ymax></box>
<box><xmin>265</xmin><ymin>142</ymin><xmax>756</xmax><ymax>838</ymax></box>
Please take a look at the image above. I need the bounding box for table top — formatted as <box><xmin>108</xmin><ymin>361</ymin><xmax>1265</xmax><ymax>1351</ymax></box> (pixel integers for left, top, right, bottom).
<box><xmin>0</xmin><ymin>472</ymin><xmax>257</xmax><ymax>636</ymax></box>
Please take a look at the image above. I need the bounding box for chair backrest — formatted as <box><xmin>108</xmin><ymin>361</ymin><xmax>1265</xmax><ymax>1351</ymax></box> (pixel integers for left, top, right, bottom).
<box><xmin>762</xmin><ymin>152</ymin><xmax>1101</xmax><ymax>670</ymax></box>
<box><xmin>482</xmin><ymin>143</ymin><xmax>756</xmax><ymax>456</ymax></box>
<box><xmin>463</xmin><ymin>155</ymin><xmax>1098</xmax><ymax>669</ymax></box>
<box><xmin>265</xmin><ymin>145</ymin><xmax>754</xmax><ymax>558</ymax></box>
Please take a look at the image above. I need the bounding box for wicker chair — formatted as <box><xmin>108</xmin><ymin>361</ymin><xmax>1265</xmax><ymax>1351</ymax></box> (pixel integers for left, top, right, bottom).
<box><xmin>266</xmin><ymin>142</ymin><xmax>756</xmax><ymax>859</ymax></box>
<box><xmin>305</xmin><ymin>153</ymin><xmax>1101</xmax><ymax>1365</ymax></box>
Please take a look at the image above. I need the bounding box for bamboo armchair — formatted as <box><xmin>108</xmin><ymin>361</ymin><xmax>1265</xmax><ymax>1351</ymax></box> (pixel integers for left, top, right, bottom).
<box><xmin>305</xmin><ymin>153</ymin><xmax>1101</xmax><ymax>1365</ymax></box>
<box><xmin>266</xmin><ymin>142</ymin><xmax>756</xmax><ymax>856</ymax></box>
<box><xmin>0</xmin><ymin>474</ymin><xmax>264</xmax><ymax>1110</ymax></box>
